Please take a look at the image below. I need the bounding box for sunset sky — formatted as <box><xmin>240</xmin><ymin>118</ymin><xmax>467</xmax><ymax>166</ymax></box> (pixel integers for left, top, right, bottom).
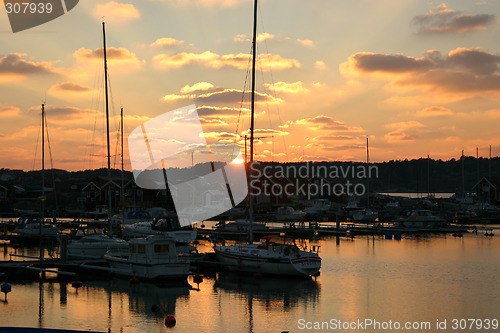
<box><xmin>1</xmin><ymin>0</ymin><xmax>500</xmax><ymax>171</ymax></box>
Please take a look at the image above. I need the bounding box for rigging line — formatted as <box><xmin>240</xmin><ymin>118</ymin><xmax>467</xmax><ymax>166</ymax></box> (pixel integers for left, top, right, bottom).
<box><xmin>86</xmin><ymin>36</ymin><xmax>105</xmax><ymax>171</ymax></box>
<box><xmin>43</xmin><ymin>111</ymin><xmax>59</xmax><ymax>212</ymax></box>
<box><xmin>32</xmin><ymin>116</ymin><xmax>41</xmax><ymax>171</ymax></box>
<box><xmin>257</xmin><ymin>6</ymin><xmax>289</xmax><ymax>162</ymax></box>
<box><xmin>107</xmin><ymin>71</ymin><xmax>121</xmax><ymax>169</ymax></box>
<box><xmin>233</xmin><ymin>46</ymin><xmax>253</xmax><ymax>153</ymax></box>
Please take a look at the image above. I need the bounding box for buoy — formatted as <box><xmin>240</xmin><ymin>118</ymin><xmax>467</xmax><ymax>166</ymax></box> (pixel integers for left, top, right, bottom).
<box><xmin>164</xmin><ymin>315</ymin><xmax>176</xmax><ymax>327</ymax></box>
<box><xmin>130</xmin><ymin>277</ymin><xmax>140</xmax><ymax>285</ymax></box>
<box><xmin>1</xmin><ymin>282</ymin><xmax>11</xmax><ymax>301</ymax></box>
<box><xmin>71</xmin><ymin>281</ymin><xmax>83</xmax><ymax>289</ymax></box>
<box><xmin>1</xmin><ymin>282</ymin><xmax>11</xmax><ymax>294</ymax></box>
<box><xmin>193</xmin><ymin>274</ymin><xmax>203</xmax><ymax>284</ymax></box>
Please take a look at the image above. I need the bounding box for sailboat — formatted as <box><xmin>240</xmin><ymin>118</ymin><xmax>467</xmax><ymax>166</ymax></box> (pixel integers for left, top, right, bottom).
<box><xmin>213</xmin><ymin>0</ymin><xmax>321</xmax><ymax>278</ymax></box>
<box><xmin>14</xmin><ymin>104</ymin><xmax>58</xmax><ymax>239</ymax></box>
<box><xmin>65</xmin><ymin>23</ymin><xmax>127</xmax><ymax>257</ymax></box>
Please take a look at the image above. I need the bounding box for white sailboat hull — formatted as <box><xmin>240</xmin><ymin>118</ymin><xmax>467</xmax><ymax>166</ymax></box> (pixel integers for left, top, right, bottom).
<box><xmin>214</xmin><ymin>247</ymin><xmax>321</xmax><ymax>277</ymax></box>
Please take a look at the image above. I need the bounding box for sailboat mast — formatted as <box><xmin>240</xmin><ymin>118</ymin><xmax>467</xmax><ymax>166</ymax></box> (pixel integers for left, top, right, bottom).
<box><xmin>250</xmin><ymin>0</ymin><xmax>257</xmax><ymax>162</ymax></box>
<box><xmin>248</xmin><ymin>0</ymin><xmax>258</xmax><ymax>243</ymax></box>
<box><xmin>366</xmin><ymin>137</ymin><xmax>370</xmax><ymax>209</ymax></box>
<box><xmin>42</xmin><ymin>104</ymin><xmax>45</xmax><ymax>200</ymax></box>
<box><xmin>120</xmin><ymin>107</ymin><xmax>124</xmax><ymax>202</ymax></box>
<box><xmin>40</xmin><ymin>104</ymin><xmax>45</xmax><ymax>262</ymax></box>
<box><xmin>103</xmin><ymin>22</ymin><xmax>113</xmax><ymax>229</ymax></box>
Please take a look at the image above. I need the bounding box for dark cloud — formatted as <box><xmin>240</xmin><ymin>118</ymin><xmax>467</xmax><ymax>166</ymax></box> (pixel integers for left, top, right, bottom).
<box><xmin>347</xmin><ymin>52</ymin><xmax>434</xmax><ymax>74</ymax></box>
<box><xmin>32</xmin><ymin>106</ymin><xmax>100</xmax><ymax>121</ymax></box>
<box><xmin>0</xmin><ymin>53</ymin><xmax>57</xmax><ymax>76</ymax></box>
<box><xmin>447</xmin><ymin>48</ymin><xmax>500</xmax><ymax>74</ymax></box>
<box><xmin>53</xmin><ymin>82</ymin><xmax>92</xmax><ymax>92</ymax></box>
<box><xmin>345</xmin><ymin>47</ymin><xmax>500</xmax><ymax>95</ymax></box>
<box><xmin>412</xmin><ymin>4</ymin><xmax>497</xmax><ymax>34</ymax></box>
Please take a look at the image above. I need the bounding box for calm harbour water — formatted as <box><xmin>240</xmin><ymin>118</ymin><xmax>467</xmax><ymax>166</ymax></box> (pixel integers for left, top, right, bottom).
<box><xmin>1</xmin><ymin>230</ymin><xmax>499</xmax><ymax>333</ymax></box>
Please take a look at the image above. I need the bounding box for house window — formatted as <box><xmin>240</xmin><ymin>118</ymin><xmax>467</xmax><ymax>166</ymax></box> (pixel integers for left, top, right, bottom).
<box><xmin>129</xmin><ymin>244</ymin><xmax>136</xmax><ymax>253</ymax></box>
<box><xmin>137</xmin><ymin>245</ymin><xmax>146</xmax><ymax>254</ymax></box>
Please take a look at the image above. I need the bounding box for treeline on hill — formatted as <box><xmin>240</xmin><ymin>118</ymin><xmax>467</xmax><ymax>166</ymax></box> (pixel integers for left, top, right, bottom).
<box><xmin>0</xmin><ymin>156</ymin><xmax>499</xmax><ymax>193</ymax></box>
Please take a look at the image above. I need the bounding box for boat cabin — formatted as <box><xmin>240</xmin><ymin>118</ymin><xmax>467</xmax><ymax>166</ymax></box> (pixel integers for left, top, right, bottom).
<box><xmin>127</xmin><ymin>236</ymin><xmax>178</xmax><ymax>262</ymax></box>
<box><xmin>257</xmin><ymin>235</ymin><xmax>296</xmax><ymax>250</ymax></box>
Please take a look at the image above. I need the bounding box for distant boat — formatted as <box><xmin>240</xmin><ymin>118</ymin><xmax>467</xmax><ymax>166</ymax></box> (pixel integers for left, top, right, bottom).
<box><xmin>275</xmin><ymin>206</ymin><xmax>306</xmax><ymax>222</ymax></box>
<box><xmin>110</xmin><ymin>209</ymin><xmax>152</xmax><ymax>226</ymax></box>
<box><xmin>121</xmin><ymin>217</ymin><xmax>197</xmax><ymax>244</ymax></box>
<box><xmin>13</xmin><ymin>216</ymin><xmax>58</xmax><ymax>238</ymax></box>
<box><xmin>305</xmin><ymin>199</ymin><xmax>331</xmax><ymax>217</ymax></box>
<box><xmin>395</xmin><ymin>209</ymin><xmax>446</xmax><ymax>228</ymax></box>
<box><xmin>214</xmin><ymin>235</ymin><xmax>321</xmax><ymax>277</ymax></box>
<box><xmin>103</xmin><ymin>235</ymin><xmax>190</xmax><ymax>281</ymax></box>
<box><xmin>352</xmin><ymin>208</ymin><xmax>378</xmax><ymax>222</ymax></box>
<box><xmin>65</xmin><ymin>226</ymin><xmax>128</xmax><ymax>259</ymax></box>
<box><xmin>84</xmin><ymin>205</ymin><xmax>108</xmax><ymax>219</ymax></box>
<box><xmin>214</xmin><ymin>219</ymin><xmax>267</xmax><ymax>233</ymax></box>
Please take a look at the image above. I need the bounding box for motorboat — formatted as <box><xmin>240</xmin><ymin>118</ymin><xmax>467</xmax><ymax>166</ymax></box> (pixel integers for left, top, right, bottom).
<box><xmin>103</xmin><ymin>235</ymin><xmax>191</xmax><ymax>281</ymax></box>
<box><xmin>214</xmin><ymin>235</ymin><xmax>321</xmax><ymax>277</ymax></box>
<box><xmin>395</xmin><ymin>209</ymin><xmax>446</xmax><ymax>228</ymax></box>
<box><xmin>110</xmin><ymin>209</ymin><xmax>153</xmax><ymax>226</ymax></box>
<box><xmin>121</xmin><ymin>217</ymin><xmax>197</xmax><ymax>243</ymax></box>
<box><xmin>275</xmin><ymin>206</ymin><xmax>306</xmax><ymax>222</ymax></box>
<box><xmin>352</xmin><ymin>208</ymin><xmax>378</xmax><ymax>222</ymax></box>
<box><xmin>214</xmin><ymin>219</ymin><xmax>267</xmax><ymax>233</ymax></box>
<box><xmin>65</xmin><ymin>226</ymin><xmax>128</xmax><ymax>259</ymax></box>
<box><xmin>305</xmin><ymin>199</ymin><xmax>331</xmax><ymax>217</ymax></box>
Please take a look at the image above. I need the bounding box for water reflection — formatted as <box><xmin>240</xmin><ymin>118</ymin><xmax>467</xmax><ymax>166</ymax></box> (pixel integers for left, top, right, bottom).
<box><xmin>86</xmin><ymin>279</ymin><xmax>191</xmax><ymax>318</ymax></box>
<box><xmin>213</xmin><ymin>272</ymin><xmax>321</xmax><ymax>311</ymax></box>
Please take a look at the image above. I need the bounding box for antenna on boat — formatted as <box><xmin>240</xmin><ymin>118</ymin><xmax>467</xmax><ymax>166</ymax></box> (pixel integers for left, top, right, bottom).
<box><xmin>248</xmin><ymin>0</ymin><xmax>258</xmax><ymax>243</ymax></box>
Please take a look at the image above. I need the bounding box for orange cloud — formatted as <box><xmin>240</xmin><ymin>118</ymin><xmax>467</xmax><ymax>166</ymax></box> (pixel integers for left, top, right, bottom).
<box><xmin>94</xmin><ymin>2</ymin><xmax>140</xmax><ymax>22</ymax></box>
<box><xmin>385</xmin><ymin>121</ymin><xmax>425</xmax><ymax>130</ymax></box>
<box><xmin>153</xmin><ymin>51</ymin><xmax>300</xmax><ymax>71</ymax></box>
<box><xmin>160</xmin><ymin>86</ymin><xmax>282</xmax><ymax>105</ymax></box>
<box><xmin>0</xmin><ymin>106</ymin><xmax>20</xmax><ymax>117</ymax></box>
<box><xmin>264</xmin><ymin>81</ymin><xmax>310</xmax><ymax>94</ymax></box>
<box><xmin>150</xmin><ymin>37</ymin><xmax>184</xmax><ymax>48</ymax></box>
<box><xmin>384</xmin><ymin>130</ymin><xmax>417</xmax><ymax>143</ymax></box>
<box><xmin>180</xmin><ymin>82</ymin><xmax>215</xmax><ymax>93</ymax></box>
<box><xmin>416</xmin><ymin>106</ymin><xmax>453</xmax><ymax>117</ymax></box>
<box><xmin>74</xmin><ymin>47</ymin><xmax>142</xmax><ymax>65</ymax></box>
<box><xmin>49</xmin><ymin>82</ymin><xmax>96</xmax><ymax>98</ymax></box>
<box><xmin>172</xmin><ymin>0</ymin><xmax>246</xmax><ymax>7</ymax></box>
<box><xmin>297</xmin><ymin>39</ymin><xmax>315</xmax><ymax>48</ymax></box>
<box><xmin>314</xmin><ymin>61</ymin><xmax>326</xmax><ymax>70</ymax></box>
<box><xmin>257</xmin><ymin>33</ymin><xmax>275</xmax><ymax>42</ymax></box>
<box><xmin>153</xmin><ymin>51</ymin><xmax>219</xmax><ymax>68</ymax></box>
<box><xmin>30</xmin><ymin>106</ymin><xmax>101</xmax><ymax>124</ymax></box>
<box><xmin>283</xmin><ymin>115</ymin><xmax>365</xmax><ymax>133</ymax></box>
